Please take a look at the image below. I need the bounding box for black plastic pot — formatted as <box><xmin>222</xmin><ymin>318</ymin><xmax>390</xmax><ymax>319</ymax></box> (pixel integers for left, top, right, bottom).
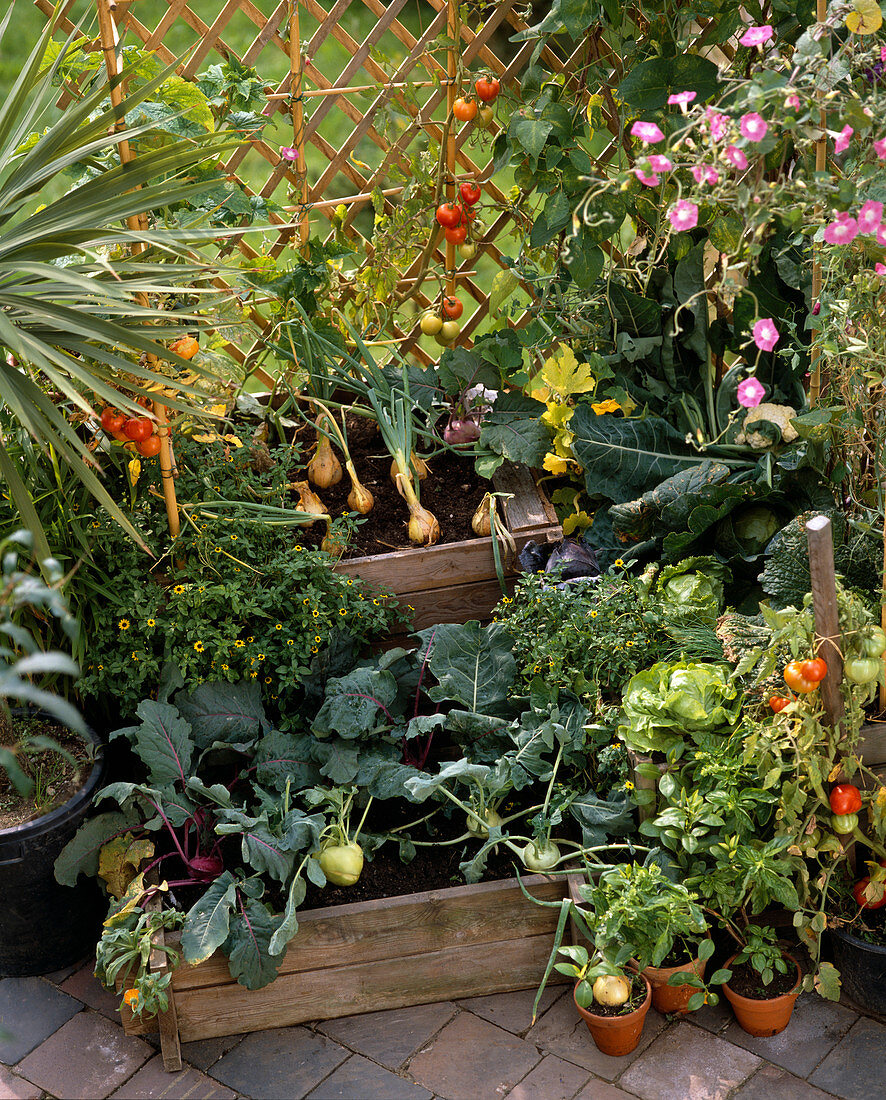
<box><xmin>0</xmin><ymin>723</ymin><xmax>106</xmax><ymax>976</ymax></box>
<box><xmin>831</xmin><ymin>924</ymin><xmax>886</xmax><ymax>1015</ymax></box>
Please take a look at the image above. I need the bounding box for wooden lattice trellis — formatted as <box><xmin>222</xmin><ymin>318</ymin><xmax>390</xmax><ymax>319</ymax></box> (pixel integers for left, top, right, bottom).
<box><xmin>34</xmin><ymin>0</ymin><xmax>603</xmax><ymax>384</ymax></box>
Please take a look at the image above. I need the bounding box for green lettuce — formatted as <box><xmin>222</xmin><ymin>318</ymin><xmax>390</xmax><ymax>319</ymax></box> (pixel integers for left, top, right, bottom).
<box><xmin>656</xmin><ymin>556</ymin><xmax>730</xmax><ymax>625</ymax></box>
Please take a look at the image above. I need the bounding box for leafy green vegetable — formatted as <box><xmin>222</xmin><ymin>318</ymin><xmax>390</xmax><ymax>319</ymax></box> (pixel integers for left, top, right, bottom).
<box><xmin>656</xmin><ymin>557</ymin><xmax>730</xmax><ymax>626</ymax></box>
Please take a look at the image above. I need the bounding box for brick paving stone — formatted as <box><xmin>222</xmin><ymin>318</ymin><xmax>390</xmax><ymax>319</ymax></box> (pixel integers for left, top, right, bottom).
<box><xmin>318</xmin><ymin>1002</ymin><xmax>456</xmax><ymax>1070</ymax></box>
<box><xmin>180</xmin><ymin>1034</ymin><xmax>244</xmax><ymax>1072</ymax></box>
<box><xmin>687</xmin><ymin>997</ymin><xmax>733</xmax><ymax>1035</ymax></box>
<box><xmin>506</xmin><ymin>1053</ymin><xmax>590</xmax><ymax>1099</ymax></box>
<box><xmin>109</xmin><ymin>1054</ymin><xmax>237</xmax><ymax>1099</ymax></box>
<box><xmin>618</xmin><ymin>1021</ymin><xmax>761</xmax><ymax>1100</ymax></box>
<box><xmin>721</xmin><ymin>993</ymin><xmax>857</xmax><ymax>1077</ymax></box>
<box><xmin>16</xmin><ymin>1011</ymin><xmax>153</xmax><ymax>1100</ymax></box>
<box><xmin>573</xmin><ymin>1079</ymin><xmax>640</xmax><ymax>1099</ymax></box>
<box><xmin>457</xmin><ymin>985</ymin><xmax>565</xmax><ymax>1035</ymax></box>
<box><xmin>208</xmin><ymin>1026</ymin><xmax>349</xmax><ymax>1099</ymax></box>
<box><xmin>306</xmin><ymin>1053</ymin><xmax>432</xmax><ymax>1100</ymax></box>
<box><xmin>809</xmin><ymin>1017</ymin><xmax>886</xmax><ymax>1100</ymax></box>
<box><xmin>0</xmin><ymin>1064</ymin><xmax>42</xmax><ymax>1100</ymax></box>
<box><xmin>525</xmin><ymin>985</ymin><xmax>668</xmax><ymax>1081</ymax></box>
<box><xmin>60</xmin><ymin>962</ymin><xmax>124</xmax><ymax>1021</ymax></box>
<box><xmin>731</xmin><ymin>1063</ymin><xmax>838</xmax><ymax>1100</ymax></box>
<box><xmin>0</xmin><ymin>977</ymin><xmax>81</xmax><ymax>1064</ymax></box>
<box><xmin>407</xmin><ymin>1011</ymin><xmax>541</xmax><ymax>1100</ymax></box>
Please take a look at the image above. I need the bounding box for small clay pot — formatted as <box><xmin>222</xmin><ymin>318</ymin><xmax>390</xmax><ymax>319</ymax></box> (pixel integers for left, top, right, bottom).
<box><xmin>642</xmin><ymin>951</ymin><xmax>707</xmax><ymax>1015</ymax></box>
<box><xmin>722</xmin><ymin>953</ymin><xmax>802</xmax><ymax>1037</ymax></box>
<box><xmin>573</xmin><ymin>974</ymin><xmax>652</xmax><ymax>1057</ymax></box>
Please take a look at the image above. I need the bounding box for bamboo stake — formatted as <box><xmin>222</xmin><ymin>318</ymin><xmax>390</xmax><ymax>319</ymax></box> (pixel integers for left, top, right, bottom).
<box><xmin>809</xmin><ymin>0</ymin><xmax>827</xmax><ymax>407</ymax></box>
<box><xmin>266</xmin><ymin>79</ymin><xmax>456</xmax><ymax>99</ymax></box>
<box><xmin>96</xmin><ymin>0</ymin><xmax>180</xmax><ymax>539</ymax></box>
<box><xmin>881</xmin><ymin>506</ymin><xmax>886</xmax><ymax>711</ymax></box>
<box><xmin>445</xmin><ymin>0</ymin><xmax>457</xmax><ymax>299</ymax></box>
<box><xmin>289</xmin><ymin>0</ymin><xmax>310</xmax><ymax>253</ymax></box>
<box><xmin>806</xmin><ymin>515</ymin><xmax>845</xmax><ymax>736</ymax></box>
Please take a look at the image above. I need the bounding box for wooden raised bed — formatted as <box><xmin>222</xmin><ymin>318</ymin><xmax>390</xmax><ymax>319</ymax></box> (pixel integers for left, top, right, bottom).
<box><xmin>123</xmin><ymin>873</ymin><xmax>570</xmax><ymax>1070</ymax></box>
<box><xmin>334</xmin><ymin>462</ymin><xmax>561</xmax><ymax>636</ymax></box>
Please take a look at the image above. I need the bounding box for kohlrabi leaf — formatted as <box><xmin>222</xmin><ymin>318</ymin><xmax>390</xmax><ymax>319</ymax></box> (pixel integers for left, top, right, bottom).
<box><xmin>111</xmin><ymin>700</ymin><xmax>194</xmax><ymax>789</ymax></box>
<box><xmin>181</xmin><ymin>872</ymin><xmax>238</xmax><ymax>965</ymax></box>
<box><xmin>53</xmin><ymin>810</ymin><xmax>137</xmax><ymax>886</ymax></box>
<box><xmin>175</xmin><ymin>679</ymin><xmax>267</xmax><ymax>750</ymax></box>
<box><xmin>223</xmin><ymin>898</ymin><xmax>286</xmax><ymax>989</ymax></box>
<box><xmin>311</xmin><ymin>666</ymin><xmax>398</xmax><ymax>739</ymax></box>
<box><xmin>253</xmin><ymin>731</ymin><xmax>322</xmax><ymax>792</ymax></box>
<box><xmin>421</xmin><ymin>621</ymin><xmax>517</xmax><ymax>712</ymax></box>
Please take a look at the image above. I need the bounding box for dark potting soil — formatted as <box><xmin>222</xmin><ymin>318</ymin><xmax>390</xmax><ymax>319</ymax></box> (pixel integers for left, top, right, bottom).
<box><xmin>0</xmin><ymin>719</ymin><xmax>93</xmax><ymax>829</ymax></box>
<box><xmin>582</xmin><ymin>973</ymin><xmax>648</xmax><ymax>1017</ymax></box>
<box><xmin>293</xmin><ymin>413</ymin><xmax>486</xmax><ymax>558</ymax></box>
<box><xmin>301</xmin><ymin>841</ymin><xmax>524</xmax><ymax>910</ymax></box>
<box><xmin>726</xmin><ymin>958</ymin><xmax>798</xmax><ymax>999</ymax></box>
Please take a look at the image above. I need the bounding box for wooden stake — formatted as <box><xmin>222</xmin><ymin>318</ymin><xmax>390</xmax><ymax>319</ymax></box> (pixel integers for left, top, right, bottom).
<box><xmin>809</xmin><ymin>0</ymin><xmax>827</xmax><ymax>407</ymax></box>
<box><xmin>881</xmin><ymin>505</ymin><xmax>886</xmax><ymax>711</ymax></box>
<box><xmin>806</xmin><ymin>515</ymin><xmax>845</xmax><ymax>736</ymax></box>
<box><xmin>96</xmin><ymin>0</ymin><xmax>180</xmax><ymax>539</ymax></box>
<box><xmin>445</xmin><ymin>0</ymin><xmax>457</xmax><ymax>299</ymax></box>
<box><xmin>289</xmin><ymin>0</ymin><xmax>310</xmax><ymax>253</ymax></box>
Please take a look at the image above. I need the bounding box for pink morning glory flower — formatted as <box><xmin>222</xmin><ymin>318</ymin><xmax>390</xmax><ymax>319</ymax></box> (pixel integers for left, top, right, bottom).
<box><xmin>667</xmin><ymin>91</ymin><xmax>697</xmax><ymax>107</ymax></box>
<box><xmin>631</xmin><ymin>121</ymin><xmax>665</xmax><ymax>144</ymax></box>
<box><xmin>740</xmin><ymin>113</ymin><xmax>768</xmax><ymax>142</ymax></box>
<box><xmin>785</xmin><ymin>93</ymin><xmax>801</xmax><ymax>110</ymax></box>
<box><xmin>876</xmin><ymin>263</ymin><xmax>886</xmax><ymax>275</ymax></box>
<box><xmin>691</xmin><ymin>164</ymin><xmax>720</xmax><ymax>185</ymax></box>
<box><xmin>705</xmin><ymin>109</ymin><xmax>729</xmax><ymax>141</ymax></box>
<box><xmin>280</xmin><ymin>147</ymin><xmax>300</xmax><ymax>161</ymax></box>
<box><xmin>881</xmin><ymin>46</ymin><xmax>886</xmax><ymax>61</ymax></box>
<box><xmin>874</xmin><ymin>138</ymin><xmax>886</xmax><ymax>161</ymax></box>
<box><xmin>857</xmin><ymin>200</ymin><xmax>883</xmax><ymax>234</ymax></box>
<box><xmin>823</xmin><ymin>216</ymin><xmax>858</xmax><ymax>245</ymax></box>
<box><xmin>739</xmin><ymin>25</ymin><xmax>774</xmax><ymax>47</ymax></box>
<box><xmin>647</xmin><ymin>154</ymin><xmax>673</xmax><ymax>172</ymax></box>
<box><xmin>725</xmin><ymin>145</ymin><xmax>748</xmax><ymax>170</ymax></box>
<box><xmin>633</xmin><ymin>168</ymin><xmax>660</xmax><ymax>187</ymax></box>
<box><xmin>834</xmin><ymin>126</ymin><xmax>853</xmax><ymax>154</ymax></box>
<box><xmin>878</xmin><ymin>225</ymin><xmax>886</xmax><ymax>246</ymax></box>
<box><xmin>668</xmin><ymin>200</ymin><xmax>699</xmax><ymax>231</ymax></box>
<box><xmin>737</xmin><ymin>377</ymin><xmax>767</xmax><ymax>407</ymax></box>
<box><xmin>752</xmin><ymin>319</ymin><xmax>780</xmax><ymax>352</ymax></box>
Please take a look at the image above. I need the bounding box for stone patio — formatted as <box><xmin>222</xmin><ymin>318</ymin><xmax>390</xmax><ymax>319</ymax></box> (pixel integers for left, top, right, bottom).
<box><xmin>1</xmin><ymin>962</ymin><xmax>884</xmax><ymax>1100</ymax></box>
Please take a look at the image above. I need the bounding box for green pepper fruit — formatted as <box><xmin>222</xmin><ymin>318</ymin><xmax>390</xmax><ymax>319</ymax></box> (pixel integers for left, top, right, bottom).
<box><xmin>832</xmin><ymin>812</ymin><xmax>859</xmax><ymax>835</ymax></box>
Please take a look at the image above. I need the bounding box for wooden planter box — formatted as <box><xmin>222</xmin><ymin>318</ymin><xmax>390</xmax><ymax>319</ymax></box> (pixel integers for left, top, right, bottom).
<box><xmin>123</xmin><ymin>873</ymin><xmax>569</xmax><ymax>1070</ymax></box>
<box><xmin>334</xmin><ymin>463</ymin><xmax>561</xmax><ymax>636</ymax></box>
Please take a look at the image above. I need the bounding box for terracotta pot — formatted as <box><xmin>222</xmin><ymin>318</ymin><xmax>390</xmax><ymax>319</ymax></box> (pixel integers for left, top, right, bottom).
<box><xmin>573</xmin><ymin>974</ymin><xmax>652</xmax><ymax>1057</ymax></box>
<box><xmin>642</xmin><ymin>951</ymin><xmax>707</xmax><ymax>1015</ymax></box>
<box><xmin>722</xmin><ymin>953</ymin><xmax>801</xmax><ymax>1037</ymax></box>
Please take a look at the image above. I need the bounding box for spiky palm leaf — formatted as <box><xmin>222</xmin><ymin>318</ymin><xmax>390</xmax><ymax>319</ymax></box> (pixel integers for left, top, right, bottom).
<box><xmin>0</xmin><ymin>9</ymin><xmax>246</xmax><ymax>557</ymax></box>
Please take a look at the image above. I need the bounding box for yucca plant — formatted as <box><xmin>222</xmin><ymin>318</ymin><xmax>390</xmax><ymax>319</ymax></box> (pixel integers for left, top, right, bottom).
<box><xmin>0</xmin><ymin>7</ymin><xmax>245</xmax><ymax>558</ymax></box>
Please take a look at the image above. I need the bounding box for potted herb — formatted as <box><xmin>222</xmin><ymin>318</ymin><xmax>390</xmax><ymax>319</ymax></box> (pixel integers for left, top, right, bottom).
<box><xmin>0</xmin><ymin>533</ymin><xmax>106</xmax><ymax>976</ymax></box>
<box><xmin>554</xmin><ymin>944</ymin><xmax>651</xmax><ymax>1056</ymax></box>
<box><xmin>720</xmin><ymin>925</ymin><xmax>802</xmax><ymax>1037</ymax></box>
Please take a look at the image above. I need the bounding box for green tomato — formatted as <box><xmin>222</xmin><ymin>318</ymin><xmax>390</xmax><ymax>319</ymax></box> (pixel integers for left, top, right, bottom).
<box><xmin>319</xmin><ymin>842</ymin><xmax>364</xmax><ymax>886</ymax></box>
<box><xmin>521</xmin><ymin>840</ymin><xmax>561</xmax><ymax>871</ymax></box>
<box><xmin>832</xmin><ymin>813</ymin><xmax>859</xmax><ymax>835</ymax></box>
<box><xmin>843</xmin><ymin>656</ymin><xmax>881</xmax><ymax>684</ymax></box>
<box><xmin>859</xmin><ymin>627</ymin><xmax>886</xmax><ymax>658</ymax></box>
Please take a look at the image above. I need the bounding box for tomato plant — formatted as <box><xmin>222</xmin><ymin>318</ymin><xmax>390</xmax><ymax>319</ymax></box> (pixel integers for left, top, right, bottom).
<box><xmin>453</xmin><ymin>97</ymin><xmax>477</xmax><ymax>122</ymax></box>
<box><xmin>769</xmin><ymin>696</ymin><xmax>793</xmax><ymax>712</ymax></box>
<box><xmin>100</xmin><ymin>408</ymin><xmax>125</xmax><ymax>433</ymax></box>
<box><xmin>435</xmin><ymin>202</ymin><xmax>462</xmax><ymax>228</ymax></box>
<box><xmin>419</xmin><ymin>312</ymin><xmax>443</xmax><ymax>336</ymax></box>
<box><xmin>441</xmin><ymin>295</ymin><xmax>463</xmax><ymax>319</ymax></box>
<box><xmin>783</xmin><ymin>660</ymin><xmax>818</xmax><ymax>693</ymax></box>
<box><xmin>832</xmin><ymin>812</ymin><xmax>859</xmax><ymax>835</ymax></box>
<box><xmin>475</xmin><ymin>76</ymin><xmax>500</xmax><ymax>102</ymax></box>
<box><xmin>444</xmin><ymin>225</ymin><xmax>467</xmax><ymax>245</ymax></box>
<box><xmin>477</xmin><ymin>105</ymin><xmax>494</xmax><ymax>128</ymax></box>
<box><xmin>859</xmin><ymin>627</ymin><xmax>886</xmax><ymax>657</ymax></box>
<box><xmin>844</xmin><ymin>656</ymin><xmax>880</xmax><ymax>684</ymax></box>
<box><xmin>458</xmin><ymin>242</ymin><xmax>478</xmax><ymax>260</ymax></box>
<box><xmin>800</xmin><ymin>658</ymin><xmax>827</xmax><ymax>683</ymax></box>
<box><xmin>852</xmin><ymin>877</ymin><xmax>886</xmax><ymax>909</ymax></box>
<box><xmin>829</xmin><ymin>784</ymin><xmax>862</xmax><ymax>815</ymax></box>
<box><xmin>123</xmin><ymin>417</ymin><xmax>153</xmax><ymax>442</ymax></box>
<box><xmin>136</xmin><ymin>435</ymin><xmax>162</xmax><ymax>458</ymax></box>
<box><xmin>436</xmin><ymin>320</ymin><xmax>461</xmax><ymax>345</ymax></box>
<box><xmin>459</xmin><ymin>182</ymin><xmax>481</xmax><ymax>206</ymax></box>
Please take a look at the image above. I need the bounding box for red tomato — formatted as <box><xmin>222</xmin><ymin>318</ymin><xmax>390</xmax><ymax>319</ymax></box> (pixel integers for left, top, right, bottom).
<box><xmin>852</xmin><ymin>877</ymin><xmax>886</xmax><ymax>909</ymax></box>
<box><xmin>435</xmin><ymin>202</ymin><xmax>462</xmax><ymax>228</ymax></box>
<box><xmin>460</xmin><ymin>182</ymin><xmax>481</xmax><ymax>206</ymax></box>
<box><xmin>441</xmin><ymin>295</ymin><xmax>463</xmax><ymax>320</ymax></box>
<box><xmin>100</xmin><ymin>408</ymin><xmax>125</xmax><ymax>433</ymax></box>
<box><xmin>460</xmin><ymin>203</ymin><xmax>477</xmax><ymax>221</ymax></box>
<box><xmin>783</xmin><ymin>660</ymin><xmax>818</xmax><ymax>694</ymax></box>
<box><xmin>444</xmin><ymin>225</ymin><xmax>467</xmax><ymax>245</ymax></box>
<box><xmin>136</xmin><ymin>395</ymin><xmax>154</xmax><ymax>410</ymax></box>
<box><xmin>475</xmin><ymin>76</ymin><xmax>500</xmax><ymax>103</ymax></box>
<box><xmin>829</xmin><ymin>784</ymin><xmax>862</xmax><ymax>815</ymax></box>
<box><xmin>136</xmin><ymin>434</ymin><xmax>162</xmax><ymax>457</ymax></box>
<box><xmin>769</xmin><ymin>696</ymin><xmax>793</xmax><ymax>713</ymax></box>
<box><xmin>800</xmin><ymin>657</ymin><xmax>828</xmax><ymax>683</ymax></box>
<box><xmin>123</xmin><ymin>417</ymin><xmax>153</xmax><ymax>442</ymax></box>
<box><xmin>453</xmin><ymin>97</ymin><xmax>478</xmax><ymax>122</ymax></box>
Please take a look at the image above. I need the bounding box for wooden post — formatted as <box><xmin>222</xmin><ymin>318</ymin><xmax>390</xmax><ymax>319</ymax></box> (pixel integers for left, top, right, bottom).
<box><xmin>806</xmin><ymin>515</ymin><xmax>845</xmax><ymax>735</ymax></box>
<box><xmin>445</xmin><ymin>0</ymin><xmax>457</xmax><ymax>299</ymax></box>
<box><xmin>808</xmin><ymin>0</ymin><xmax>827</xmax><ymax>407</ymax></box>
<box><xmin>289</xmin><ymin>0</ymin><xmax>310</xmax><ymax>254</ymax></box>
<box><xmin>881</xmin><ymin>505</ymin><xmax>886</xmax><ymax>711</ymax></box>
<box><xmin>96</xmin><ymin>0</ymin><xmax>180</xmax><ymax>539</ymax></box>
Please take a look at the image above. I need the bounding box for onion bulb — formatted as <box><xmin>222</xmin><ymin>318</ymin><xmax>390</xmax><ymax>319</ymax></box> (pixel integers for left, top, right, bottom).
<box><xmin>407</xmin><ymin>500</ymin><xmax>440</xmax><ymax>546</ymax></box>
<box><xmin>472</xmin><ymin>493</ymin><xmax>493</xmax><ymax>537</ymax></box>
<box><xmin>321</xmin><ymin>519</ymin><xmax>347</xmax><ymax>559</ymax></box>
<box><xmin>291</xmin><ymin>480</ymin><xmax>326</xmax><ymax>524</ymax></box>
<box><xmin>390</xmin><ymin>452</ymin><xmax>428</xmax><ymax>487</ymax></box>
<box><xmin>307</xmin><ymin>427</ymin><xmax>342</xmax><ymax>489</ymax></box>
<box><xmin>593</xmin><ymin>975</ymin><xmax>631</xmax><ymax>1007</ymax></box>
<box><xmin>345</xmin><ymin>460</ymin><xmax>373</xmax><ymax>514</ymax></box>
